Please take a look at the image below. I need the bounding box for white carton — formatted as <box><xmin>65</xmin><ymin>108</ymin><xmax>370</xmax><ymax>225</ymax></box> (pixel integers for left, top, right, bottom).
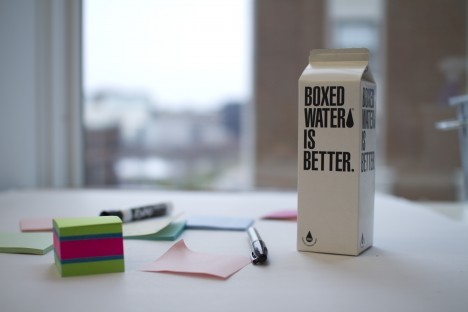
<box><xmin>297</xmin><ymin>48</ymin><xmax>376</xmax><ymax>256</ymax></box>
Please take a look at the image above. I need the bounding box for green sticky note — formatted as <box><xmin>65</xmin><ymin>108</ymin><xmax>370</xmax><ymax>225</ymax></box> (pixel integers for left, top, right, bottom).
<box><xmin>53</xmin><ymin>216</ymin><xmax>122</xmax><ymax>237</ymax></box>
<box><xmin>125</xmin><ymin>221</ymin><xmax>185</xmax><ymax>241</ymax></box>
<box><xmin>54</xmin><ymin>252</ymin><xmax>125</xmax><ymax>277</ymax></box>
<box><xmin>0</xmin><ymin>232</ymin><xmax>53</xmax><ymax>255</ymax></box>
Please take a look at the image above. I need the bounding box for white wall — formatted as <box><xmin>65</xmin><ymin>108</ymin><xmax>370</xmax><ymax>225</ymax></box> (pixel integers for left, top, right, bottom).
<box><xmin>0</xmin><ymin>0</ymin><xmax>82</xmax><ymax>190</ymax></box>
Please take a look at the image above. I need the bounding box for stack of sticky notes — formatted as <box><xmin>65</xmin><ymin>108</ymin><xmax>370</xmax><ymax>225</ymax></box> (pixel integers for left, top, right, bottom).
<box><xmin>53</xmin><ymin>216</ymin><xmax>125</xmax><ymax>277</ymax></box>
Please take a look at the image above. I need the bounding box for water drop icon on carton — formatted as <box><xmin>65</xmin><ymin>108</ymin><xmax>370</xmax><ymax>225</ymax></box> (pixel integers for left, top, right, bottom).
<box><xmin>306</xmin><ymin>231</ymin><xmax>313</xmax><ymax>242</ymax></box>
<box><xmin>302</xmin><ymin>231</ymin><xmax>317</xmax><ymax>246</ymax></box>
<box><xmin>346</xmin><ymin>109</ymin><xmax>354</xmax><ymax>128</ymax></box>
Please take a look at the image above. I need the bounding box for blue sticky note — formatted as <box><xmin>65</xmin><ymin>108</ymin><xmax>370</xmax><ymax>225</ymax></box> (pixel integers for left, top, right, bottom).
<box><xmin>185</xmin><ymin>216</ymin><xmax>254</xmax><ymax>231</ymax></box>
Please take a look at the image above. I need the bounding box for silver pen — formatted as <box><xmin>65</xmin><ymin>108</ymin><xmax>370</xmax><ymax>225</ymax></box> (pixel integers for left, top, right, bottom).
<box><xmin>247</xmin><ymin>226</ymin><xmax>268</xmax><ymax>264</ymax></box>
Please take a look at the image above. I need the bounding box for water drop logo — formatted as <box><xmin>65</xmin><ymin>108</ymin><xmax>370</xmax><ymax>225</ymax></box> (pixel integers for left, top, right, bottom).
<box><xmin>346</xmin><ymin>109</ymin><xmax>354</xmax><ymax>128</ymax></box>
<box><xmin>360</xmin><ymin>233</ymin><xmax>365</xmax><ymax>248</ymax></box>
<box><xmin>302</xmin><ymin>231</ymin><xmax>317</xmax><ymax>246</ymax></box>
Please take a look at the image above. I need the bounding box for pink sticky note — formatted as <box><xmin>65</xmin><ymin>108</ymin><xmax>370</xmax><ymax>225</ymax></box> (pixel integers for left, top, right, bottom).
<box><xmin>20</xmin><ymin>218</ymin><xmax>53</xmax><ymax>232</ymax></box>
<box><xmin>261</xmin><ymin>210</ymin><xmax>297</xmax><ymax>221</ymax></box>
<box><xmin>141</xmin><ymin>239</ymin><xmax>251</xmax><ymax>279</ymax></box>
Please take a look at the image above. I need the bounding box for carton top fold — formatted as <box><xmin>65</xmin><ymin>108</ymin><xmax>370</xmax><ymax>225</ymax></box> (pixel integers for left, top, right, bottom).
<box><xmin>309</xmin><ymin>48</ymin><xmax>369</xmax><ymax>63</ymax></box>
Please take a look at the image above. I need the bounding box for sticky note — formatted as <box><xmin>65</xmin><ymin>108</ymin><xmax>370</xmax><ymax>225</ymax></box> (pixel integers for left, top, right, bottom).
<box><xmin>20</xmin><ymin>218</ymin><xmax>53</xmax><ymax>232</ymax></box>
<box><xmin>0</xmin><ymin>232</ymin><xmax>53</xmax><ymax>255</ymax></box>
<box><xmin>185</xmin><ymin>216</ymin><xmax>253</xmax><ymax>231</ymax></box>
<box><xmin>261</xmin><ymin>210</ymin><xmax>297</xmax><ymax>221</ymax></box>
<box><xmin>123</xmin><ymin>213</ymin><xmax>182</xmax><ymax>237</ymax></box>
<box><xmin>125</xmin><ymin>221</ymin><xmax>185</xmax><ymax>241</ymax></box>
<box><xmin>53</xmin><ymin>216</ymin><xmax>124</xmax><ymax>277</ymax></box>
<box><xmin>141</xmin><ymin>239</ymin><xmax>251</xmax><ymax>279</ymax></box>
<box><xmin>54</xmin><ymin>217</ymin><xmax>123</xmax><ymax>237</ymax></box>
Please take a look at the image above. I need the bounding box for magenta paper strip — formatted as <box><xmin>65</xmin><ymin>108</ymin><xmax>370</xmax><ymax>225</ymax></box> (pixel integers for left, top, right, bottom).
<box><xmin>53</xmin><ymin>233</ymin><xmax>123</xmax><ymax>260</ymax></box>
<box><xmin>141</xmin><ymin>239</ymin><xmax>251</xmax><ymax>279</ymax></box>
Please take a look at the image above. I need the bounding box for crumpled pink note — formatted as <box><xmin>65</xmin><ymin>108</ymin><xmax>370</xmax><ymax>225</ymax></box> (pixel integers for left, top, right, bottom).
<box><xmin>141</xmin><ymin>239</ymin><xmax>251</xmax><ymax>279</ymax></box>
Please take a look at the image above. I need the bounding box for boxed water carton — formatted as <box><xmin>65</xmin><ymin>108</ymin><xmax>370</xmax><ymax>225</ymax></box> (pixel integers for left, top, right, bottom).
<box><xmin>297</xmin><ymin>48</ymin><xmax>376</xmax><ymax>256</ymax></box>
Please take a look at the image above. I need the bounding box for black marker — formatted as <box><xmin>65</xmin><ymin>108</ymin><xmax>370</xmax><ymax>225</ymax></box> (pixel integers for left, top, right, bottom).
<box><xmin>100</xmin><ymin>203</ymin><xmax>172</xmax><ymax>223</ymax></box>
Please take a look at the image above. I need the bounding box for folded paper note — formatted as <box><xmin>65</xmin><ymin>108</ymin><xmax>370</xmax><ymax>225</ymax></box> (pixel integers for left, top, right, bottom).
<box><xmin>124</xmin><ymin>221</ymin><xmax>185</xmax><ymax>241</ymax></box>
<box><xmin>185</xmin><ymin>216</ymin><xmax>253</xmax><ymax>231</ymax></box>
<box><xmin>0</xmin><ymin>232</ymin><xmax>53</xmax><ymax>255</ymax></box>
<box><xmin>53</xmin><ymin>216</ymin><xmax>125</xmax><ymax>277</ymax></box>
<box><xmin>141</xmin><ymin>239</ymin><xmax>251</xmax><ymax>279</ymax></box>
<box><xmin>261</xmin><ymin>210</ymin><xmax>297</xmax><ymax>221</ymax></box>
<box><xmin>123</xmin><ymin>213</ymin><xmax>182</xmax><ymax>237</ymax></box>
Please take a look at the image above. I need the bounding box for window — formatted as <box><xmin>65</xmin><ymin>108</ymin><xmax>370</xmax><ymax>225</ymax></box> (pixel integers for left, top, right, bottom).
<box><xmin>83</xmin><ymin>0</ymin><xmax>253</xmax><ymax>190</ymax></box>
<box><xmin>83</xmin><ymin>0</ymin><xmax>468</xmax><ymax>200</ymax></box>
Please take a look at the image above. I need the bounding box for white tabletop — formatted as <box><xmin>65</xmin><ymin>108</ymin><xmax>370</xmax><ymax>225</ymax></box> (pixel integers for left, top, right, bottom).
<box><xmin>0</xmin><ymin>189</ymin><xmax>467</xmax><ymax>312</ymax></box>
